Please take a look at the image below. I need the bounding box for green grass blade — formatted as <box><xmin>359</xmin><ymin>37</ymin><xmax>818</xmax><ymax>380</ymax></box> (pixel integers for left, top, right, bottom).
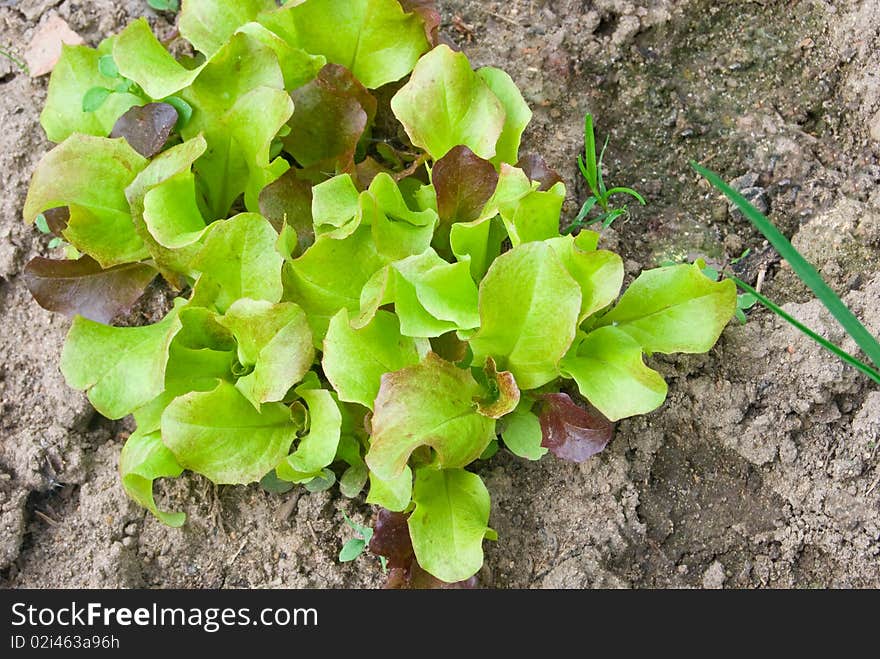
<box><xmin>730</xmin><ymin>277</ymin><xmax>880</xmax><ymax>386</ymax></box>
<box><xmin>597</xmin><ymin>135</ymin><xmax>610</xmax><ymax>199</ymax></box>
<box><xmin>692</xmin><ymin>161</ymin><xmax>880</xmax><ymax>369</ymax></box>
<box><xmin>583</xmin><ymin>114</ymin><xmax>598</xmax><ymax>193</ymax></box>
<box><xmin>606</xmin><ymin>187</ymin><xmax>647</xmax><ymax>205</ymax></box>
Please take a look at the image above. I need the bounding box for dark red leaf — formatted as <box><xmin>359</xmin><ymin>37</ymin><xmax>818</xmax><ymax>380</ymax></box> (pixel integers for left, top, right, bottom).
<box><xmin>539</xmin><ymin>393</ymin><xmax>614</xmax><ymax>463</ymax></box>
<box><xmin>23</xmin><ymin>256</ymin><xmax>157</xmax><ymax>324</ymax></box>
<box><xmin>517</xmin><ymin>153</ymin><xmax>563</xmax><ymax>192</ymax></box>
<box><xmin>285</xmin><ymin>64</ymin><xmax>377</xmax><ymax>175</ymax></box>
<box><xmin>258</xmin><ymin>169</ymin><xmax>314</xmax><ymax>255</ymax></box>
<box><xmin>43</xmin><ymin>206</ymin><xmax>70</xmax><ymax>235</ymax></box>
<box><xmin>404</xmin><ymin>564</ymin><xmax>479</xmax><ymax>589</ymax></box>
<box><xmin>369</xmin><ymin>508</ymin><xmax>479</xmax><ymax>589</ymax></box>
<box><xmin>399</xmin><ymin>0</ymin><xmax>441</xmax><ymax>46</ymax></box>
<box><xmin>110</xmin><ymin>102</ymin><xmax>178</xmax><ymax>158</ymax></box>
<box><xmin>434</xmin><ymin>145</ymin><xmax>499</xmax><ymax>225</ymax></box>
<box><xmin>368</xmin><ymin>509</ymin><xmax>414</xmax><ymax>570</ymax></box>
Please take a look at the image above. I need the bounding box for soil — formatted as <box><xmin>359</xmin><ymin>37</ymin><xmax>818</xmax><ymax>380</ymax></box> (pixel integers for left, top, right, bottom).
<box><xmin>1</xmin><ymin>0</ymin><xmax>879</xmax><ymax>589</ymax></box>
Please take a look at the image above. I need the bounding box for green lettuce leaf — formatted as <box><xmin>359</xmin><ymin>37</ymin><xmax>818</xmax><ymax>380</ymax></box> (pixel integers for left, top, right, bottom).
<box><xmin>561</xmin><ymin>326</ymin><xmax>668</xmax><ymax>421</ymax></box>
<box><xmin>234</xmin><ymin>22</ymin><xmax>327</xmax><ymax>90</ymax></box>
<box><xmin>366</xmin><ymin>466</ymin><xmax>413</xmax><ymax>512</ymax></box>
<box><xmin>162</xmin><ymin>380</ymin><xmax>300</xmax><ymax>484</ymax></box>
<box><xmin>358</xmin><ymin>249</ymin><xmax>480</xmax><ymax>338</ymax></box>
<box><xmin>498</xmin><ymin>182</ymin><xmax>566</xmax><ymax>246</ymax></box>
<box><xmin>283</xmin><ymin>226</ymin><xmax>387</xmax><ymax>342</ymax></box>
<box><xmin>322</xmin><ymin>309</ymin><xmax>422</xmax><ymax>409</ymax></box>
<box><xmin>598</xmin><ymin>263</ymin><xmax>738</xmax><ymax>353</ymax></box>
<box><xmin>366</xmin><ymin>353</ymin><xmax>496</xmax><ymax>481</ymax></box>
<box><xmin>220</xmin><ymin>299</ymin><xmax>314</xmax><ymax>407</ymax></box>
<box><xmin>277</xmin><ymin>385</ymin><xmax>342</xmax><ymax>479</ymax></box>
<box><xmin>60</xmin><ymin>300</ymin><xmax>184</xmax><ymax>419</ymax></box>
<box><xmin>364</xmin><ymin>173</ymin><xmax>437</xmax><ymax>261</ymax></box>
<box><xmin>180</xmin><ymin>33</ymin><xmax>291</xmax><ymax>217</ymax></box>
<box><xmin>311</xmin><ymin>173</ymin><xmax>362</xmax><ymax>238</ymax></box>
<box><xmin>547</xmin><ymin>234</ymin><xmax>624</xmax><ymax>321</ymax></box>
<box><xmin>41</xmin><ymin>42</ymin><xmax>142</xmax><ymax>143</ymax></box>
<box><xmin>114</xmin><ymin>18</ymin><xmax>205</xmax><ymax>100</ymax></box>
<box><xmin>258</xmin><ymin>0</ymin><xmax>429</xmax><ymax>89</ymax></box>
<box><xmin>469</xmin><ymin>241</ymin><xmax>581</xmax><ymax>390</ymax></box>
<box><xmin>476</xmin><ymin>67</ymin><xmax>532</xmax><ymax>167</ymax></box>
<box><xmin>501</xmin><ymin>404</ymin><xmax>546</xmax><ymax>460</ymax></box>
<box><xmin>125</xmin><ymin>136</ymin><xmax>209</xmax><ymax>281</ymax></box>
<box><xmin>449</xmin><ymin>216</ymin><xmax>507</xmax><ymax>282</ymax></box>
<box><xmin>120</xmin><ymin>429</ymin><xmax>185</xmax><ymax>527</ymax></box>
<box><xmin>24</xmin><ymin>135</ymin><xmax>148</xmax><ymax>268</ymax></box>
<box><xmin>408</xmin><ymin>467</ymin><xmax>491</xmax><ymax>583</ymax></box>
<box><xmin>192</xmin><ymin>213</ymin><xmax>285</xmax><ymax>313</ymax></box>
<box><xmin>179</xmin><ymin>0</ymin><xmax>276</xmax><ymax>57</ymax></box>
<box><xmin>391</xmin><ymin>45</ymin><xmax>506</xmax><ymax>160</ymax></box>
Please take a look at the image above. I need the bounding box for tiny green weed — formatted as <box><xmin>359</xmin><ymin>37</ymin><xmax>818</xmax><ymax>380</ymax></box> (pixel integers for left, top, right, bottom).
<box><xmin>564</xmin><ymin>114</ymin><xmax>646</xmax><ymax>234</ymax></box>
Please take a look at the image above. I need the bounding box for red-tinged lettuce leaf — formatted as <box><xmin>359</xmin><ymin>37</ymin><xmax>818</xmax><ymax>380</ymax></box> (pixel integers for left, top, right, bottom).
<box><xmin>517</xmin><ymin>153</ymin><xmax>563</xmax><ymax>192</ymax></box>
<box><xmin>369</xmin><ymin>508</ymin><xmax>479</xmax><ymax>589</ymax></box>
<box><xmin>399</xmin><ymin>0</ymin><xmax>441</xmax><ymax>46</ymax></box>
<box><xmin>365</xmin><ymin>353</ymin><xmax>496</xmax><ymax>481</ymax></box>
<box><xmin>539</xmin><ymin>392</ymin><xmax>614</xmax><ymax>463</ymax></box>
<box><xmin>43</xmin><ymin>206</ymin><xmax>70</xmax><ymax>236</ymax></box>
<box><xmin>474</xmin><ymin>357</ymin><xmax>520</xmax><ymax>419</ymax></box>
<box><xmin>433</xmin><ymin>145</ymin><xmax>499</xmax><ymax>224</ymax></box>
<box><xmin>23</xmin><ymin>256</ymin><xmax>157</xmax><ymax>324</ymax></box>
<box><xmin>285</xmin><ymin>64</ymin><xmax>378</xmax><ymax>175</ymax></box>
<box><xmin>385</xmin><ymin>565</ymin><xmax>479</xmax><ymax>590</ymax></box>
<box><xmin>368</xmin><ymin>509</ymin><xmax>414</xmax><ymax>570</ymax></box>
<box><xmin>258</xmin><ymin>168</ymin><xmax>315</xmax><ymax>255</ymax></box>
<box><xmin>110</xmin><ymin>103</ymin><xmax>179</xmax><ymax>159</ymax></box>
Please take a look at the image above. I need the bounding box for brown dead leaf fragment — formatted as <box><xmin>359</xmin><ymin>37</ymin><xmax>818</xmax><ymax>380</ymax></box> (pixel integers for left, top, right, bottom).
<box><xmin>25</xmin><ymin>14</ymin><xmax>84</xmax><ymax>77</ymax></box>
<box><xmin>539</xmin><ymin>393</ymin><xmax>614</xmax><ymax>463</ymax></box>
<box><xmin>110</xmin><ymin>103</ymin><xmax>179</xmax><ymax>158</ymax></box>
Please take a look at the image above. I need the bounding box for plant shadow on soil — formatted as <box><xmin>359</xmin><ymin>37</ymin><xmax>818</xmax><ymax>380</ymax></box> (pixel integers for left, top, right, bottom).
<box><xmin>1</xmin><ymin>0</ymin><xmax>879</xmax><ymax>588</ymax></box>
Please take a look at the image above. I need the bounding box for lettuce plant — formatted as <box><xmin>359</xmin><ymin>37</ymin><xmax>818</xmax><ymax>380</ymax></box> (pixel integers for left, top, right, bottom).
<box><xmin>23</xmin><ymin>0</ymin><xmax>736</xmax><ymax>586</ymax></box>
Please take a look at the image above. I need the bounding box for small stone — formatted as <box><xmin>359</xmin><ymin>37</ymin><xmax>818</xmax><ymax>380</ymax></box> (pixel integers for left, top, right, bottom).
<box><xmin>702</xmin><ymin>560</ymin><xmax>727</xmax><ymax>589</ymax></box>
<box><xmin>121</xmin><ymin>536</ymin><xmax>135</xmax><ymax>548</ymax></box>
<box><xmin>729</xmin><ymin>187</ymin><xmax>769</xmax><ymax>221</ymax></box>
<box><xmin>124</xmin><ymin>523</ymin><xmax>138</xmax><ymax>536</ymax></box>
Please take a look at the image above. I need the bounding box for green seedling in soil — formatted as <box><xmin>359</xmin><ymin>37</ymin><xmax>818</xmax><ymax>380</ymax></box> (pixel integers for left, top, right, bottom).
<box><xmin>339</xmin><ymin>512</ymin><xmax>386</xmax><ymax>571</ymax></box>
<box><xmin>0</xmin><ymin>45</ymin><xmax>28</xmax><ymax>74</ymax></box>
<box><xmin>147</xmin><ymin>0</ymin><xmax>180</xmax><ymax>12</ymax></box>
<box><xmin>339</xmin><ymin>512</ymin><xmax>374</xmax><ymax>562</ymax></box>
<box><xmin>693</xmin><ymin>161</ymin><xmax>880</xmax><ymax>386</ymax></box>
<box><xmin>564</xmin><ymin>113</ymin><xmax>646</xmax><ymax>234</ymax></box>
<box><xmin>21</xmin><ymin>0</ymin><xmax>738</xmax><ymax>588</ymax></box>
